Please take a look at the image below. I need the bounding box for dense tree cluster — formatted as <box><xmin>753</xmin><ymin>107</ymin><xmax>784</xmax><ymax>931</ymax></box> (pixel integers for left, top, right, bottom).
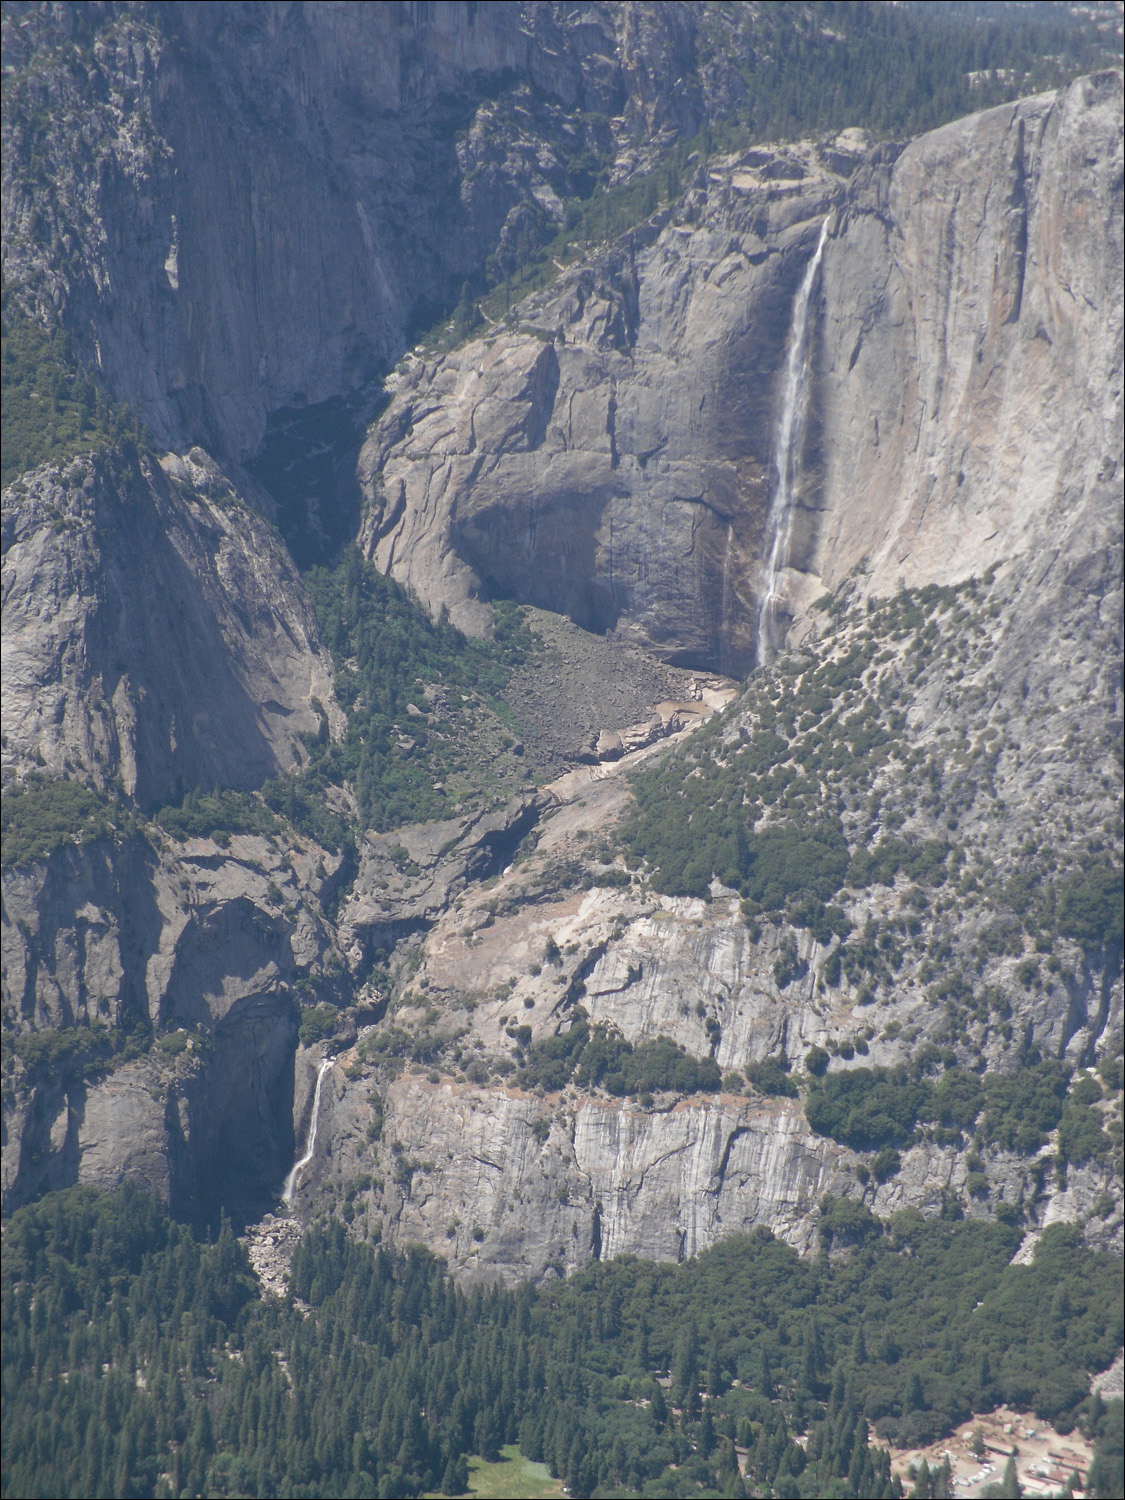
<box><xmin>726</xmin><ymin>0</ymin><xmax>1117</xmax><ymax>141</ymax></box>
<box><xmin>620</xmin><ymin>589</ymin><xmax>996</xmax><ymax>917</ymax></box>
<box><xmin>3</xmin><ymin>1186</ymin><xmax>1122</xmax><ymax>1499</ymax></box>
<box><xmin>0</xmin><ymin>313</ymin><xmax>147</xmax><ymax>486</ymax></box>
<box><xmin>151</xmin><ymin>789</ymin><xmax>284</xmax><ymax>847</ymax></box>
<box><xmin>803</xmin><ymin>1055</ymin><xmax>1118</xmax><ymax>1186</ymax></box>
<box><xmin>620</xmin><ymin>610</ymin><xmax>938</xmax><ymax>911</ymax></box>
<box><xmin>516</xmin><ymin>1019</ymin><xmax>722</xmax><ymax>1099</ymax></box>
<box><xmin>0</xmin><ymin>776</ymin><xmax>129</xmax><ymax>866</ymax></box>
<box><xmin>1086</xmin><ymin>1398</ymin><xmax>1125</xmax><ymax>1500</ymax></box>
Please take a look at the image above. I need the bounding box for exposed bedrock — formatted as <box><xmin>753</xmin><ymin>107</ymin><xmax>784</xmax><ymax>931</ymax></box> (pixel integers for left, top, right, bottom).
<box><xmin>1</xmin><ymin>1</ymin><xmax>762</xmax><ymax>462</ymax></box>
<box><xmin>338</xmin><ymin>791</ymin><xmax>550</xmax><ymax>975</ymax></box>
<box><xmin>1</xmin><ymin>448</ymin><xmax>336</xmax><ymax>804</ymax></box>
<box><xmin>0</xmin><ymin>830</ymin><xmax>344</xmax><ymax>1219</ymax></box>
<box><xmin>283</xmin><ymin>526</ymin><xmax>1123</xmax><ymax>1280</ymax></box>
<box><xmin>295</xmin><ymin>860</ymin><xmax>1122</xmax><ymax>1282</ymax></box>
<box><xmin>360</xmin><ymin>73</ymin><xmax>1123</xmax><ymax>671</ymax></box>
<box><xmin>382</xmin><ymin>1079</ymin><xmax>849</xmax><ymax>1282</ymax></box>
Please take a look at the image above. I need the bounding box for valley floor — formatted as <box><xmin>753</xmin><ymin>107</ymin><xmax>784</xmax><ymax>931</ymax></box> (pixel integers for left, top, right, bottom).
<box><xmin>888</xmin><ymin>1407</ymin><xmax>1093</xmax><ymax>1498</ymax></box>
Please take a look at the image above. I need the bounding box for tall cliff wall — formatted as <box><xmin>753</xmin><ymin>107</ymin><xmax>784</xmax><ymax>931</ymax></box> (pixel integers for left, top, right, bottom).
<box><xmin>1</xmin><ymin>1</ymin><xmax>1121</xmax><ymax>1278</ymax></box>
<box><xmin>360</xmin><ymin>73</ymin><xmax>1123</xmax><ymax>672</ymax></box>
<box><xmin>1</xmin><ymin>823</ymin><xmax>347</xmax><ymax>1217</ymax></box>
<box><xmin>1</xmin><ymin>447</ymin><xmax>334</xmax><ymax>802</ymax></box>
<box><xmin>1</xmin><ymin>1</ymin><xmax>757</xmax><ymax>462</ymax></box>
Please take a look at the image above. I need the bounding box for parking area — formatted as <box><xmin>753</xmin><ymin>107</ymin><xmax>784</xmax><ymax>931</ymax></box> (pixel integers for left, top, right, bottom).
<box><xmin>889</xmin><ymin>1406</ymin><xmax>1092</xmax><ymax>1497</ymax></box>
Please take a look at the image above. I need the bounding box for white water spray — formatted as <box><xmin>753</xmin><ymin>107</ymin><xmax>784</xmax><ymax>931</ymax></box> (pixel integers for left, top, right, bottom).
<box><xmin>283</xmin><ymin>1057</ymin><xmax>332</xmax><ymax>1207</ymax></box>
<box><xmin>757</xmin><ymin>218</ymin><xmax>829</xmax><ymax>665</ymax></box>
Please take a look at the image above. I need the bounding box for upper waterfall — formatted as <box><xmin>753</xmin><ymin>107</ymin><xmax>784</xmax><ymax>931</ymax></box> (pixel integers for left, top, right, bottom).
<box><xmin>284</xmin><ymin>1057</ymin><xmax>333</xmax><ymax>1208</ymax></box>
<box><xmin>756</xmin><ymin>218</ymin><xmax>829</xmax><ymax>666</ymax></box>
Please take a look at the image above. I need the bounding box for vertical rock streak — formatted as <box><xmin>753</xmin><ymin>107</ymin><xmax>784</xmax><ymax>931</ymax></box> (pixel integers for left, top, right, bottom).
<box><xmin>757</xmin><ymin>218</ymin><xmax>829</xmax><ymax>665</ymax></box>
<box><xmin>284</xmin><ymin>1058</ymin><xmax>333</xmax><ymax>1207</ymax></box>
<box><xmin>719</xmin><ymin>520</ymin><xmax>735</xmax><ymax>674</ymax></box>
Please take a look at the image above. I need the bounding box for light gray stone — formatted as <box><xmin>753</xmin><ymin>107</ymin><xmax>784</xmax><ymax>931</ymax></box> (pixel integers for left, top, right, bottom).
<box><xmin>360</xmin><ymin>77</ymin><xmax>1123</xmax><ymax>674</ymax></box>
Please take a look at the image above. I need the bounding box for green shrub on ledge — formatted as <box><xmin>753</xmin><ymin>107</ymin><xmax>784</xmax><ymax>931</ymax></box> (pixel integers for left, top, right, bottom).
<box><xmin>1</xmin><ymin>777</ymin><xmax>124</xmax><ymax>866</ymax></box>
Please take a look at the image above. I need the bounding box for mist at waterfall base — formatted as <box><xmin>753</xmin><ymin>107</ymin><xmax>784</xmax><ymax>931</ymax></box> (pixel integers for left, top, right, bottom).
<box><xmin>284</xmin><ymin>1058</ymin><xmax>333</xmax><ymax>1208</ymax></box>
<box><xmin>756</xmin><ymin>218</ymin><xmax>829</xmax><ymax>667</ymax></box>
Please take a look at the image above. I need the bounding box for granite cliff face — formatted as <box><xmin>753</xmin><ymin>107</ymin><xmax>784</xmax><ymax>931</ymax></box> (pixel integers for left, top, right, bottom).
<box><xmin>361</xmin><ymin>74</ymin><xmax>1123</xmax><ymax>672</ymax></box>
<box><xmin>289</xmin><ymin>535</ymin><xmax>1123</xmax><ymax>1280</ymax></box>
<box><xmin>1</xmin><ymin>824</ymin><xmax>346</xmax><ymax>1216</ymax></box>
<box><xmin>1</xmin><ymin>447</ymin><xmax>334</xmax><ymax>803</ymax></box>
<box><xmin>1</xmin><ymin>1</ymin><xmax>762</xmax><ymax>463</ymax></box>
<box><xmin>1</xmin><ymin>2</ymin><xmax>1121</xmax><ymax>1288</ymax></box>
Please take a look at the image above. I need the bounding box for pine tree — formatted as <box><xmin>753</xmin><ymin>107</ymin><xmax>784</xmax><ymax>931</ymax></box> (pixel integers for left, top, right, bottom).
<box><xmin>440</xmin><ymin>1454</ymin><xmax>463</xmax><ymax>1496</ymax></box>
<box><xmin>609</xmin><ymin>1435</ymin><xmax>627</xmax><ymax>1484</ymax></box>
<box><xmin>672</xmin><ymin>1319</ymin><xmax>699</xmax><ymax>1407</ymax></box>
<box><xmin>910</xmin><ymin>1457</ymin><xmax>932</xmax><ymax>1499</ymax></box>
<box><xmin>635</xmin><ymin>1314</ymin><xmax>650</xmax><ymax>1371</ymax></box>
<box><xmin>848</xmin><ymin>1415</ymin><xmax>871</xmax><ymax>1491</ymax></box>
<box><xmin>566</xmin><ymin>1430</ymin><xmax>591</xmax><ymax>1497</ymax></box>
<box><xmin>760</xmin><ymin>1348</ymin><xmax>775</xmax><ymax>1400</ymax></box>
<box><xmin>700</xmin><ymin>1401</ymin><xmax>716</xmax><ymax>1457</ymax></box>
<box><xmin>650</xmin><ymin>1384</ymin><xmax>668</xmax><ymax>1428</ymax></box>
<box><xmin>935</xmin><ymin>1453</ymin><xmax>954</xmax><ymax>1500</ymax></box>
<box><xmin>707</xmin><ymin>1336</ymin><xmax>725</xmax><ymax>1396</ymax></box>
<box><xmin>718</xmin><ymin>1436</ymin><xmax>739</xmax><ymax>1477</ymax></box>
<box><xmin>998</xmin><ymin>1454</ymin><xmax>1022</xmax><ymax>1498</ymax></box>
<box><xmin>802</xmin><ymin>1315</ymin><xmax>827</xmax><ymax>1392</ymax></box>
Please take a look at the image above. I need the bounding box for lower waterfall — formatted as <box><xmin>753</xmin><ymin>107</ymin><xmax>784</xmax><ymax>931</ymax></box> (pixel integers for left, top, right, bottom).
<box><xmin>283</xmin><ymin>1057</ymin><xmax>333</xmax><ymax>1208</ymax></box>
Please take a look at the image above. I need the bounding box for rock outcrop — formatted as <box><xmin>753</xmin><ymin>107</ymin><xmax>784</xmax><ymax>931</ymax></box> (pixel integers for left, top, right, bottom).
<box><xmin>1</xmin><ymin>828</ymin><xmax>345</xmax><ymax>1218</ymax></box>
<box><xmin>372</xmin><ymin>1077</ymin><xmax>848</xmax><ymax>1282</ymax></box>
<box><xmin>339</xmin><ymin>791</ymin><xmax>548</xmax><ymax>974</ymax></box>
<box><xmin>1</xmin><ymin>2</ymin><xmax>770</xmax><ymax>462</ymax></box>
<box><xmin>1</xmin><ymin>448</ymin><xmax>335</xmax><ymax>804</ymax></box>
<box><xmin>360</xmin><ymin>74</ymin><xmax>1123</xmax><ymax>671</ymax></box>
